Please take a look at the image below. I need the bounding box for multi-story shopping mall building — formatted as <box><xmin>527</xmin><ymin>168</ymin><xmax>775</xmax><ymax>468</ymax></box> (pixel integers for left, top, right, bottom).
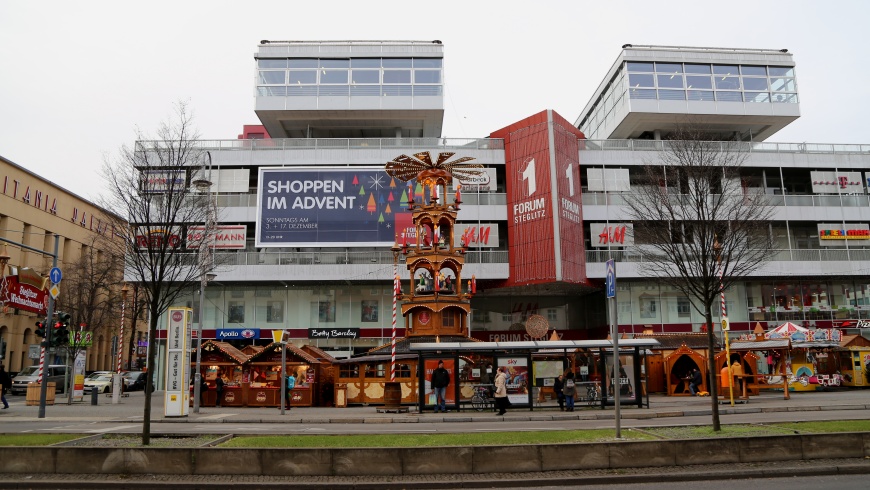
<box><xmin>152</xmin><ymin>41</ymin><xmax>870</xmax><ymax>358</ymax></box>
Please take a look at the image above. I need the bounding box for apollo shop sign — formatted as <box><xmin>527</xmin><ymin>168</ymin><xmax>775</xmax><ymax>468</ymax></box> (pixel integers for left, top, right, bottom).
<box><xmin>0</xmin><ymin>268</ymin><xmax>48</xmax><ymax>316</ymax></box>
<box><xmin>216</xmin><ymin>328</ymin><xmax>260</xmax><ymax>340</ymax></box>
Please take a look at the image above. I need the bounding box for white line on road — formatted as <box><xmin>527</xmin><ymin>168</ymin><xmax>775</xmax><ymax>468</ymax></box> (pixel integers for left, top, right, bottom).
<box><xmin>198</xmin><ymin>413</ymin><xmax>234</xmax><ymax>420</ymax></box>
<box><xmin>84</xmin><ymin>425</ymin><xmax>139</xmax><ymax>434</ymax></box>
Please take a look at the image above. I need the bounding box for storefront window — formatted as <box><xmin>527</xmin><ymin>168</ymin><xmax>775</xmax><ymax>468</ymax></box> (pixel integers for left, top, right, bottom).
<box><xmin>339</xmin><ymin>365</ymin><xmax>359</xmax><ymax>378</ymax></box>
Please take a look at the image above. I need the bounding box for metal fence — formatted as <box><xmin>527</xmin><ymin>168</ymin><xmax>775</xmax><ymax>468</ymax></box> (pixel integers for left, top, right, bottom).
<box><xmin>580</xmin><ymin>139</ymin><xmax>870</xmax><ymax>154</ymax></box>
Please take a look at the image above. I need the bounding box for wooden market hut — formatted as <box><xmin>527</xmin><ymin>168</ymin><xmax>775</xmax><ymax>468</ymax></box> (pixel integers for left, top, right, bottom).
<box><xmin>839</xmin><ymin>334</ymin><xmax>870</xmax><ymax>387</ymax></box>
<box><xmin>300</xmin><ymin>345</ymin><xmax>338</xmax><ymax>406</ymax></box>
<box><xmin>192</xmin><ymin>340</ymin><xmax>249</xmax><ymax>407</ymax></box>
<box><xmin>635</xmin><ymin>333</ymin><xmax>715</xmax><ymax>395</ymax></box>
<box><xmin>245</xmin><ymin>342</ymin><xmax>322</xmax><ymax>407</ymax></box>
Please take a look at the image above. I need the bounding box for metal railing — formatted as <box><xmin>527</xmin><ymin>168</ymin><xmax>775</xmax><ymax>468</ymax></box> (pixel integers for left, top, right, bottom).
<box><xmin>213</xmin><ymin>249</ymin><xmax>509</xmax><ymax>267</ymax></box>
<box><xmin>582</xmin><ymin>191</ymin><xmax>870</xmax><ymax>208</ymax></box>
<box><xmin>586</xmin><ymin>248</ymin><xmax>870</xmax><ymax>264</ymax></box>
<box><xmin>138</xmin><ymin>137</ymin><xmax>504</xmax><ymax>152</ymax></box>
<box><xmin>580</xmin><ymin>139</ymin><xmax>870</xmax><ymax>154</ymax></box>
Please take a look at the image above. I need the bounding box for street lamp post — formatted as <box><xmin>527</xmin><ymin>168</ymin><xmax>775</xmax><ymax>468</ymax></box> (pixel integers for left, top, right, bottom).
<box><xmin>192</xmin><ymin>151</ymin><xmax>215</xmax><ymax>414</ymax></box>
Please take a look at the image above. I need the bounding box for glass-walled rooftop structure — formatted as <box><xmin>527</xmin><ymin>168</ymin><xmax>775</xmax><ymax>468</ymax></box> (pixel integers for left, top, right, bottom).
<box><xmin>575</xmin><ymin>45</ymin><xmax>800</xmax><ymax>141</ymax></box>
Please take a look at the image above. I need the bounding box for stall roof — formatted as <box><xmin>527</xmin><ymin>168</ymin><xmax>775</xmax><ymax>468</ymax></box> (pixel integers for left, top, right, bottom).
<box><xmin>409</xmin><ymin>339</ymin><xmax>660</xmax><ymax>352</ymax></box>
<box><xmin>729</xmin><ymin>339</ymin><xmax>790</xmax><ymax>350</ymax></box>
<box><xmin>333</xmin><ymin>353</ymin><xmax>418</xmax><ymax>364</ymax></box>
<box><xmin>792</xmin><ymin>342</ymin><xmax>842</xmax><ymax>349</ymax></box>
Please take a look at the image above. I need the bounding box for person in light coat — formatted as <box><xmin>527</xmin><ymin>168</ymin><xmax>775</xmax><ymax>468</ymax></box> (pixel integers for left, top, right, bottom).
<box><xmin>494</xmin><ymin>366</ymin><xmax>508</xmax><ymax>415</ymax></box>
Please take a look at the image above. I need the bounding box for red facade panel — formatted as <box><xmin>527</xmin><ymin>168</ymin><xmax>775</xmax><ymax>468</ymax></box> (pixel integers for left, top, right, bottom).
<box><xmin>490</xmin><ymin>110</ymin><xmax>587</xmax><ymax>287</ymax></box>
<box><xmin>492</xmin><ymin>111</ymin><xmax>556</xmax><ymax>286</ymax></box>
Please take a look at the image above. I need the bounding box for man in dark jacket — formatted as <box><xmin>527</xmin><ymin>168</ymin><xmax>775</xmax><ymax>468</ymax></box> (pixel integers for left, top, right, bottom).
<box><xmin>0</xmin><ymin>365</ymin><xmax>11</xmax><ymax>409</ymax></box>
<box><xmin>689</xmin><ymin>368</ymin><xmax>703</xmax><ymax>395</ymax></box>
<box><xmin>431</xmin><ymin>360</ymin><xmax>450</xmax><ymax>413</ymax></box>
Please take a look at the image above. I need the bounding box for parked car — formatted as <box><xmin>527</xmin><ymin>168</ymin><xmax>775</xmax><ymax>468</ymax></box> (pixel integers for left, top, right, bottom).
<box><xmin>122</xmin><ymin>371</ymin><xmax>142</xmax><ymax>390</ymax></box>
<box><xmin>10</xmin><ymin>365</ymin><xmax>66</xmax><ymax>395</ymax></box>
<box><xmin>83</xmin><ymin>373</ymin><xmax>116</xmax><ymax>393</ymax></box>
<box><xmin>125</xmin><ymin>371</ymin><xmax>154</xmax><ymax>392</ymax></box>
<box><xmin>85</xmin><ymin>371</ymin><xmax>112</xmax><ymax>381</ymax></box>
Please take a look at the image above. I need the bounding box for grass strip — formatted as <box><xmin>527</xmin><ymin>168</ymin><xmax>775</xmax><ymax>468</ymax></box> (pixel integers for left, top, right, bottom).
<box><xmin>772</xmin><ymin>419</ymin><xmax>870</xmax><ymax>433</ymax></box>
<box><xmin>221</xmin><ymin>429</ymin><xmax>652</xmax><ymax>448</ymax></box>
<box><xmin>0</xmin><ymin>434</ymin><xmax>83</xmax><ymax>446</ymax></box>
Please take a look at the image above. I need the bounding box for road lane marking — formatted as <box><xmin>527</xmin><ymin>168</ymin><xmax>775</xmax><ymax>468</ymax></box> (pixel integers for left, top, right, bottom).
<box><xmin>198</xmin><ymin>413</ymin><xmax>234</xmax><ymax>420</ymax></box>
<box><xmin>84</xmin><ymin>425</ymin><xmax>139</xmax><ymax>433</ymax></box>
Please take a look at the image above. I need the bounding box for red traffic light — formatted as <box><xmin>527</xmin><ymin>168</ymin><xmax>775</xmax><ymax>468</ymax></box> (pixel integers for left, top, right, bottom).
<box><xmin>54</xmin><ymin>321</ymin><xmax>63</xmax><ymax>329</ymax></box>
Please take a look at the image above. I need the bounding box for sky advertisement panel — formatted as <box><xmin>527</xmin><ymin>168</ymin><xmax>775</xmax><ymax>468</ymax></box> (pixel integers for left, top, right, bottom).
<box><xmin>256</xmin><ymin>167</ymin><xmax>414</xmax><ymax>247</ymax></box>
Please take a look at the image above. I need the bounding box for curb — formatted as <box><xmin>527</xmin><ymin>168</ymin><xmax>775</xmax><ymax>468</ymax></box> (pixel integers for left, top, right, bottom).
<box><xmin>3</xmin><ymin>462</ymin><xmax>869</xmax><ymax>489</ymax></box>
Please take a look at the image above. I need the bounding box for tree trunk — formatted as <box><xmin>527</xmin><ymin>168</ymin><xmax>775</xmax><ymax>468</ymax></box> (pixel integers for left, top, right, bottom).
<box><xmin>705</xmin><ymin>306</ymin><xmax>721</xmax><ymax>430</ymax></box>
<box><xmin>141</xmin><ymin>304</ymin><xmax>159</xmax><ymax>445</ymax></box>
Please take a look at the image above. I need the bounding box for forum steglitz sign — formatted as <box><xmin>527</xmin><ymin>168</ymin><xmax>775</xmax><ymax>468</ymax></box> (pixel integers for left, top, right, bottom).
<box><xmin>256</xmin><ymin>167</ymin><xmax>413</xmax><ymax>247</ymax></box>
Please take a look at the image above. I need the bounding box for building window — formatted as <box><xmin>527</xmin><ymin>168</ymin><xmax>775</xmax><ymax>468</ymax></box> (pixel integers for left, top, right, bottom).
<box><xmin>340</xmin><ymin>365</ymin><xmax>359</xmax><ymax>378</ymax></box>
<box><xmin>640</xmin><ymin>298</ymin><xmax>658</xmax><ymax>319</ymax></box>
<box><xmin>443</xmin><ymin>311</ymin><xmax>455</xmax><ymax>328</ymax></box>
<box><xmin>266</xmin><ymin>301</ymin><xmax>283</xmax><ymax>323</ymax></box>
<box><xmin>228</xmin><ymin>302</ymin><xmax>245</xmax><ymax>324</ymax></box>
<box><xmin>365</xmin><ymin>363</ymin><xmax>385</xmax><ymax>378</ymax></box>
<box><xmin>318</xmin><ymin>301</ymin><xmax>335</xmax><ymax>323</ymax></box>
<box><xmin>501</xmin><ymin>313</ymin><xmax>512</xmax><ymax>322</ymax></box>
<box><xmin>547</xmin><ymin>309</ymin><xmax>558</xmax><ymax>321</ymax></box>
<box><xmin>677</xmin><ymin>298</ymin><xmax>691</xmax><ymax>318</ymax></box>
<box><xmin>472</xmin><ymin>310</ymin><xmax>489</xmax><ymax>323</ymax></box>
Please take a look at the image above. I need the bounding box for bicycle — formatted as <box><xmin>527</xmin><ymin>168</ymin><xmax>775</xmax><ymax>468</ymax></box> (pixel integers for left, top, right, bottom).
<box><xmin>470</xmin><ymin>384</ymin><xmax>494</xmax><ymax>412</ymax></box>
<box><xmin>585</xmin><ymin>383</ymin><xmax>600</xmax><ymax>406</ymax></box>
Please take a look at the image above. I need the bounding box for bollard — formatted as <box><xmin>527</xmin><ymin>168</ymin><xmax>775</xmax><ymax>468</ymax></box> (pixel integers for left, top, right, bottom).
<box><xmin>91</xmin><ymin>388</ymin><xmax>98</xmax><ymax>406</ymax></box>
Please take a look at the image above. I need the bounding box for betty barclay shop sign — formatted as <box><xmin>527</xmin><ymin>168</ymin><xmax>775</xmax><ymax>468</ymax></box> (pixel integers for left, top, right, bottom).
<box><xmin>308</xmin><ymin>328</ymin><xmax>360</xmax><ymax>339</ymax></box>
<box><xmin>0</xmin><ymin>268</ymin><xmax>49</xmax><ymax>316</ymax></box>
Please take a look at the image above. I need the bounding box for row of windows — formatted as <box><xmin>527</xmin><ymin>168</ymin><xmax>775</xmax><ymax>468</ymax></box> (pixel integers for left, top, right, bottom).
<box><xmin>628</xmin><ymin>73</ymin><xmax>796</xmax><ymax>92</ymax></box>
<box><xmin>626</xmin><ymin>62</ymin><xmax>795</xmax><ymax>78</ymax></box>
<box><xmin>258</xmin><ymin>69</ymin><xmax>441</xmax><ymax>85</ymax></box>
<box><xmin>258</xmin><ymin>58</ymin><xmax>442</xmax><ymax>69</ymax></box>
<box><xmin>256</xmin><ymin>85</ymin><xmax>443</xmax><ymax>97</ymax></box>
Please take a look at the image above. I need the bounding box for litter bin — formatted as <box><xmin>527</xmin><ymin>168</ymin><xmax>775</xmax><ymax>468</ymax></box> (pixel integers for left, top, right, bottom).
<box><xmin>334</xmin><ymin>383</ymin><xmax>348</xmax><ymax>408</ymax></box>
<box><xmin>25</xmin><ymin>382</ymin><xmax>55</xmax><ymax>406</ymax></box>
<box><xmin>91</xmin><ymin>387</ymin><xmax>99</xmax><ymax>405</ymax></box>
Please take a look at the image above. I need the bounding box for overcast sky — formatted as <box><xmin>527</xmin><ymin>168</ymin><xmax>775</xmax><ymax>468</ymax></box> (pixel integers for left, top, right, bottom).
<box><xmin>1</xmin><ymin>1</ymin><xmax>867</xmax><ymax>199</ymax></box>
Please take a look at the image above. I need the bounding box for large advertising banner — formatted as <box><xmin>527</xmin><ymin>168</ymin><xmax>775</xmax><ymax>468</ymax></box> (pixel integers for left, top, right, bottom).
<box><xmin>0</xmin><ymin>268</ymin><xmax>48</xmax><ymax>316</ymax></box>
<box><xmin>498</xmin><ymin>357</ymin><xmax>529</xmax><ymax>405</ymax></box>
<box><xmin>256</xmin><ymin>167</ymin><xmax>414</xmax><ymax>247</ymax></box>
<box><xmin>552</xmin><ymin>113</ymin><xmax>586</xmax><ymax>284</ymax></box>
<box><xmin>492</xmin><ymin>111</ymin><xmax>557</xmax><ymax>285</ymax></box>
<box><xmin>424</xmin><ymin>359</ymin><xmax>455</xmax><ymax>406</ymax></box>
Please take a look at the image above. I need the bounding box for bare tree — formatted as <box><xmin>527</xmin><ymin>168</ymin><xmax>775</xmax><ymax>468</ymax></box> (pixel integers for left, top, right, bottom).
<box><xmin>56</xmin><ymin>234</ymin><xmax>124</xmax><ymax>401</ymax></box>
<box><xmin>621</xmin><ymin>126</ymin><xmax>775</xmax><ymax>430</ymax></box>
<box><xmin>99</xmin><ymin>102</ymin><xmax>217</xmax><ymax>445</ymax></box>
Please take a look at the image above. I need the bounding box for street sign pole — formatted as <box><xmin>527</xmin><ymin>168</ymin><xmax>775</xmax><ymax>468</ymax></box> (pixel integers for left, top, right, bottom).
<box><xmin>605</xmin><ymin>258</ymin><xmax>621</xmax><ymax>439</ymax></box>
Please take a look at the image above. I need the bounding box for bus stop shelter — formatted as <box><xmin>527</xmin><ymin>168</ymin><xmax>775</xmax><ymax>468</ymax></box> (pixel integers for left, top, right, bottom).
<box><xmin>409</xmin><ymin>338</ymin><xmax>660</xmax><ymax>412</ymax></box>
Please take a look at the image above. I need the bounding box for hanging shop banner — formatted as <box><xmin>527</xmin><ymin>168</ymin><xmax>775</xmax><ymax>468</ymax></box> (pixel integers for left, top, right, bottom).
<box><xmin>424</xmin><ymin>359</ymin><xmax>455</xmax><ymax>406</ymax></box>
<box><xmin>810</xmin><ymin>171</ymin><xmax>864</xmax><ymax>194</ymax></box>
<box><xmin>135</xmin><ymin>226</ymin><xmax>183</xmax><ymax>250</ymax></box>
<box><xmin>498</xmin><ymin>357</ymin><xmax>529</xmax><ymax>405</ymax></box>
<box><xmin>589</xmin><ymin>223</ymin><xmax>635</xmax><ymax>247</ymax></box>
<box><xmin>164</xmin><ymin>307</ymin><xmax>191</xmax><ymax>417</ymax></box>
<box><xmin>141</xmin><ymin>170</ymin><xmax>187</xmax><ymax>194</ymax></box>
<box><xmin>308</xmin><ymin>328</ymin><xmax>360</xmax><ymax>340</ymax></box>
<box><xmin>256</xmin><ymin>167</ymin><xmax>414</xmax><ymax>247</ymax></box>
<box><xmin>817</xmin><ymin>223</ymin><xmax>870</xmax><ymax>246</ymax></box>
<box><xmin>453</xmin><ymin>223</ymin><xmax>500</xmax><ymax>248</ymax></box>
<box><xmin>216</xmin><ymin>328</ymin><xmax>260</xmax><ymax>340</ymax></box>
<box><xmin>451</xmin><ymin>167</ymin><xmax>497</xmax><ymax>192</ymax></box>
<box><xmin>186</xmin><ymin>225</ymin><xmax>247</xmax><ymax>249</ymax></box>
<box><xmin>0</xmin><ymin>268</ymin><xmax>48</xmax><ymax>316</ymax></box>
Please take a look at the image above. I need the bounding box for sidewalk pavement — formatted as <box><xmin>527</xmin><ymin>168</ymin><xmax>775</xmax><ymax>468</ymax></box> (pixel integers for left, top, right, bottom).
<box><xmin>1</xmin><ymin>387</ymin><xmax>867</xmax><ymax>424</ymax></box>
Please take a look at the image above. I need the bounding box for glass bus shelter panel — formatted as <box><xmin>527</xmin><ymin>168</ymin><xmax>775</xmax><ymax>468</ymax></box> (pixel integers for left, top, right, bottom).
<box><xmin>598</xmin><ymin>348</ymin><xmax>647</xmax><ymax>408</ymax></box>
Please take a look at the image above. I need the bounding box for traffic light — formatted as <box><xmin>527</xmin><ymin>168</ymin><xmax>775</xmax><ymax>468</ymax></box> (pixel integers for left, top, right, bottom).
<box><xmin>54</xmin><ymin>312</ymin><xmax>71</xmax><ymax>346</ymax></box>
<box><xmin>35</xmin><ymin>321</ymin><xmax>47</xmax><ymax>338</ymax></box>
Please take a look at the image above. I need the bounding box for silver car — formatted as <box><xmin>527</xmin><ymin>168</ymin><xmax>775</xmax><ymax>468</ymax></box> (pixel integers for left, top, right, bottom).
<box><xmin>10</xmin><ymin>365</ymin><xmax>66</xmax><ymax>395</ymax></box>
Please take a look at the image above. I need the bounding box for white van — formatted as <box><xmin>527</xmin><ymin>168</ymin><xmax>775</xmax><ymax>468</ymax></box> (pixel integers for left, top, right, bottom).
<box><xmin>10</xmin><ymin>365</ymin><xmax>66</xmax><ymax>395</ymax></box>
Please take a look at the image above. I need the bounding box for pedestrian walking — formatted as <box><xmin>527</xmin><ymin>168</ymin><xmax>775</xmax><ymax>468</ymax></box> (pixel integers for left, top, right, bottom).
<box><xmin>0</xmin><ymin>365</ymin><xmax>11</xmax><ymax>409</ymax></box>
<box><xmin>562</xmin><ymin>372</ymin><xmax>576</xmax><ymax>412</ymax></box>
<box><xmin>431</xmin><ymin>360</ymin><xmax>450</xmax><ymax>413</ymax></box>
<box><xmin>553</xmin><ymin>374</ymin><xmax>565</xmax><ymax>411</ymax></box>
<box><xmin>494</xmin><ymin>366</ymin><xmax>508</xmax><ymax>415</ymax></box>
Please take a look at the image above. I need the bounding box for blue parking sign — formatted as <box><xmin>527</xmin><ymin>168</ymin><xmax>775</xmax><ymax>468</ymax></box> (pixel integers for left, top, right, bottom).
<box><xmin>605</xmin><ymin>259</ymin><xmax>616</xmax><ymax>298</ymax></box>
